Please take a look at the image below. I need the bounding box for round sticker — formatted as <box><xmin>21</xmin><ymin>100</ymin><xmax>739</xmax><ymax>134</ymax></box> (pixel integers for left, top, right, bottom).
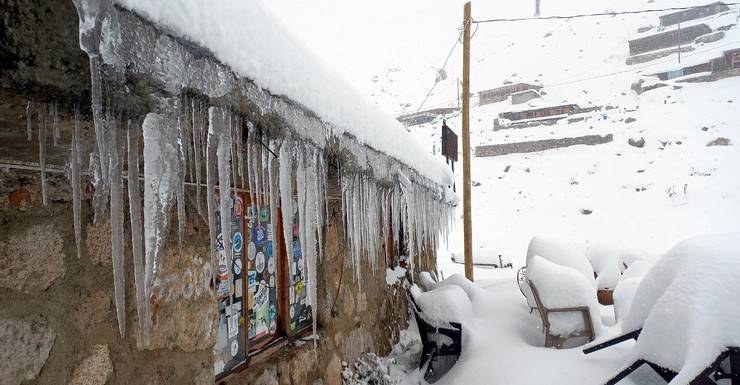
<box><xmin>269</xmin><ymin>305</ymin><xmax>276</xmax><ymax>320</ymax></box>
<box><xmin>234</xmin><ymin>197</ymin><xmax>243</xmax><ymax>218</ymax></box>
<box><xmin>290</xmin><ymin>305</ymin><xmax>295</xmax><ymax>318</ymax></box>
<box><xmin>267</xmin><ymin>256</ymin><xmax>275</xmax><ymax>275</ymax></box>
<box><xmin>233</xmin><ymin>232</ymin><xmax>243</xmax><ymax>253</ymax></box>
<box><xmin>255</xmin><ymin>252</ymin><xmax>265</xmax><ymax>273</ymax></box>
<box><xmin>247</xmin><ymin>242</ymin><xmax>256</xmax><ymax>261</ymax></box>
<box><xmin>233</xmin><ymin>258</ymin><xmax>243</xmax><ymax>275</ymax></box>
<box><xmin>230</xmin><ymin>339</ymin><xmax>239</xmax><ymax>357</ymax></box>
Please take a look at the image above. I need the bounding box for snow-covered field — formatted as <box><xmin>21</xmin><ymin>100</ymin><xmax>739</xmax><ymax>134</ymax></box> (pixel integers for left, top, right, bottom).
<box><xmin>267</xmin><ymin>0</ymin><xmax>740</xmax><ymax>384</ymax></box>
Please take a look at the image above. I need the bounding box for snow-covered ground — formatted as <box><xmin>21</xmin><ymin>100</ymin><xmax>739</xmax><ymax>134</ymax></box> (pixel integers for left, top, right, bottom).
<box><xmin>267</xmin><ymin>0</ymin><xmax>740</xmax><ymax>384</ymax></box>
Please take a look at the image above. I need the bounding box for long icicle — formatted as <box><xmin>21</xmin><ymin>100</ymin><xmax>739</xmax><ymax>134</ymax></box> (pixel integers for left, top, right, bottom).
<box><xmin>191</xmin><ymin>97</ymin><xmax>203</xmax><ymax>218</ymax></box>
<box><xmin>109</xmin><ymin>117</ymin><xmax>126</xmax><ymax>337</ymax></box>
<box><xmin>127</xmin><ymin>120</ymin><xmax>146</xmax><ymax>344</ymax></box>
<box><xmin>38</xmin><ymin>103</ymin><xmax>48</xmax><ymax>206</ymax></box>
<box><xmin>71</xmin><ymin>106</ymin><xmax>83</xmax><ymax>259</ymax></box>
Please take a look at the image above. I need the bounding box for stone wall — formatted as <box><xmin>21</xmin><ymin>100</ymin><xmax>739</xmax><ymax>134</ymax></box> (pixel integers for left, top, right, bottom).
<box><xmin>475</xmin><ymin>134</ymin><xmax>614</xmax><ymax>157</ymax></box>
<box><xmin>0</xmin><ymin>1</ymin><xmax>438</xmax><ymax>384</ymax></box>
<box><xmin>0</xmin><ymin>168</ymin><xmax>215</xmax><ymax>385</ymax></box>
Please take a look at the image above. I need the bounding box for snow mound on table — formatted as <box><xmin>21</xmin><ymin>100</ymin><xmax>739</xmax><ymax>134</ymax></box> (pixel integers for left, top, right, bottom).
<box><xmin>620</xmin><ymin>260</ymin><xmax>652</xmax><ymax>282</ymax></box>
<box><xmin>613</xmin><ymin>260</ymin><xmax>653</xmax><ymax>322</ymax></box>
<box><xmin>527</xmin><ymin>236</ymin><xmax>596</xmax><ymax>288</ymax></box>
<box><xmin>410</xmin><ymin>284</ymin><xmax>473</xmax><ymax>328</ymax></box>
<box><xmin>622</xmin><ymin>233</ymin><xmax>740</xmax><ymax>382</ymax></box>
<box><xmin>586</xmin><ymin>243</ymin><xmax>654</xmax><ymax>290</ymax></box>
<box><xmin>434</xmin><ymin>273</ymin><xmax>484</xmax><ymax>302</ymax></box>
<box><xmin>527</xmin><ymin>256</ymin><xmax>602</xmax><ymax>337</ymax></box>
<box><xmin>613</xmin><ymin>278</ymin><xmax>641</xmax><ymax>323</ymax></box>
<box><xmin>113</xmin><ymin>0</ymin><xmax>451</xmax><ymax>186</ymax></box>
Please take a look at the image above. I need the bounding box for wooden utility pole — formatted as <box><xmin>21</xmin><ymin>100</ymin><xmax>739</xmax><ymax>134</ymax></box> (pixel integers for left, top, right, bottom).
<box><xmin>462</xmin><ymin>1</ymin><xmax>474</xmax><ymax>282</ymax></box>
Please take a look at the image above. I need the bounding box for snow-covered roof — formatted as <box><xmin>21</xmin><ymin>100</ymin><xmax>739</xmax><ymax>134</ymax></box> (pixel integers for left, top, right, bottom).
<box><xmin>113</xmin><ymin>0</ymin><xmax>452</xmax><ymax>187</ymax></box>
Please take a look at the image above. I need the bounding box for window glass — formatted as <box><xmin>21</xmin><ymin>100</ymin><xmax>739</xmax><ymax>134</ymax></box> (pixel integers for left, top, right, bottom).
<box><xmin>246</xmin><ymin>202</ymin><xmax>279</xmax><ymax>346</ymax></box>
<box><xmin>288</xmin><ymin>199</ymin><xmax>311</xmax><ymax>332</ymax></box>
<box><xmin>214</xmin><ymin>193</ymin><xmax>247</xmax><ymax>376</ymax></box>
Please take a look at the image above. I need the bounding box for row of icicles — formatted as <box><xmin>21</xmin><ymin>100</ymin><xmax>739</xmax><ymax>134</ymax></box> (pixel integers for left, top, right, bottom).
<box><xmin>25</xmin><ymin>93</ymin><xmax>453</xmax><ymax>347</ymax></box>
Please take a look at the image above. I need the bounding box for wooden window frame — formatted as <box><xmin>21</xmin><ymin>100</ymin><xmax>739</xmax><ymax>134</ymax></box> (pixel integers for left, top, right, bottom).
<box><xmin>214</xmin><ymin>189</ymin><xmax>313</xmax><ymax>383</ymax></box>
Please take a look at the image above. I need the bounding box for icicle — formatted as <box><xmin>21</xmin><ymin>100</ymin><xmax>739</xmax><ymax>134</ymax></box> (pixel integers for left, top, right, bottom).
<box><xmin>38</xmin><ymin>104</ymin><xmax>48</xmax><ymax>206</ymax></box>
<box><xmin>245</xmin><ymin>126</ymin><xmax>256</xmax><ymax>212</ymax></box>
<box><xmin>191</xmin><ymin>97</ymin><xmax>203</xmax><ymax>218</ymax></box>
<box><xmin>254</xmin><ymin>138</ymin><xmax>262</xmax><ymax>209</ymax></box>
<box><xmin>205</xmin><ymin>108</ymin><xmax>219</xmax><ymax>291</ymax></box>
<box><xmin>26</xmin><ymin>101</ymin><xmax>33</xmax><ymax>141</ymax></box>
<box><xmin>214</xmin><ymin>107</ymin><xmax>234</xmax><ymax>308</ymax></box>
<box><xmin>236</xmin><ymin>117</ymin><xmax>245</xmax><ymax>191</ymax></box>
<box><xmin>142</xmin><ymin>110</ymin><xmax>179</xmax><ymax>345</ymax></box>
<box><xmin>314</xmin><ymin>153</ymin><xmax>324</xmax><ymax>262</ymax></box>
<box><xmin>71</xmin><ymin>106</ymin><xmax>82</xmax><ymax>260</ymax></box>
<box><xmin>127</xmin><ymin>120</ymin><xmax>146</xmax><ymax>344</ymax></box>
<box><xmin>89</xmin><ymin>56</ymin><xmax>110</xmax><ymax>222</ymax></box>
<box><xmin>176</xmin><ymin>102</ymin><xmax>187</xmax><ymax>249</ymax></box>
<box><xmin>52</xmin><ymin>101</ymin><xmax>59</xmax><ymax>147</ymax></box>
<box><xmin>109</xmin><ymin>117</ymin><xmax>126</xmax><ymax>337</ymax></box>
<box><xmin>278</xmin><ymin>140</ymin><xmax>294</xmax><ymax>280</ymax></box>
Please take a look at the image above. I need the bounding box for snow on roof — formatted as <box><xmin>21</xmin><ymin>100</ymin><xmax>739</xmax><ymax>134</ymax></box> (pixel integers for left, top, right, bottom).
<box><xmin>113</xmin><ymin>0</ymin><xmax>452</xmax><ymax>186</ymax></box>
<box><xmin>622</xmin><ymin>233</ymin><xmax>740</xmax><ymax>381</ymax></box>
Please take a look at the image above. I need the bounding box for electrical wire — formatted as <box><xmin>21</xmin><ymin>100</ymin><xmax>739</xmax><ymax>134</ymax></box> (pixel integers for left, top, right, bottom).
<box><xmin>473</xmin><ymin>2</ymin><xmax>740</xmax><ymax>23</ymax></box>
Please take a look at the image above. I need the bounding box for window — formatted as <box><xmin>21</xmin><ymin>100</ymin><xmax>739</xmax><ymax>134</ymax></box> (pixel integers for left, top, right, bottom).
<box><xmin>732</xmin><ymin>52</ymin><xmax>740</xmax><ymax>69</ymax></box>
<box><xmin>213</xmin><ymin>190</ymin><xmax>312</xmax><ymax>380</ymax></box>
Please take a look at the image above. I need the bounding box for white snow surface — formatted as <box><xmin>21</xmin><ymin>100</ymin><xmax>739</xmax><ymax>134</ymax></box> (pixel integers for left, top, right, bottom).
<box><xmin>410</xmin><ymin>284</ymin><xmax>474</xmax><ymax>327</ymax></box>
<box><xmin>621</xmin><ymin>233</ymin><xmax>740</xmax><ymax>382</ymax></box>
<box><xmin>527</xmin><ymin>256</ymin><xmax>602</xmax><ymax>337</ymax></box>
<box><xmin>526</xmin><ymin>236</ymin><xmax>596</xmax><ymax>288</ymax></box>
<box><xmin>113</xmin><ymin>0</ymin><xmax>452</xmax><ymax>186</ymax></box>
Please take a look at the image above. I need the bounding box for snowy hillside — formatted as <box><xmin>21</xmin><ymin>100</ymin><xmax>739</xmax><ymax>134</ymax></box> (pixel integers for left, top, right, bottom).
<box><xmin>267</xmin><ymin>1</ymin><xmax>740</xmax><ymax>270</ymax></box>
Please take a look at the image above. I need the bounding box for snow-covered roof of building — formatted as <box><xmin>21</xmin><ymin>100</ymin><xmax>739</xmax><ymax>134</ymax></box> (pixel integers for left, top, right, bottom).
<box><xmin>113</xmin><ymin>0</ymin><xmax>452</xmax><ymax>187</ymax></box>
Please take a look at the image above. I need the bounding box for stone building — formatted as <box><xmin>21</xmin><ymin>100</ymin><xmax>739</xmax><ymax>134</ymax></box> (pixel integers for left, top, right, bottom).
<box><xmin>628</xmin><ymin>24</ymin><xmax>713</xmax><ymax>56</ymax></box>
<box><xmin>659</xmin><ymin>2</ymin><xmax>730</xmax><ymax>27</ymax></box>
<box><xmin>396</xmin><ymin>107</ymin><xmax>460</xmax><ymax>127</ymax></box>
<box><xmin>0</xmin><ymin>1</ymin><xmax>454</xmax><ymax>385</ymax></box>
<box><xmin>478</xmin><ymin>83</ymin><xmax>543</xmax><ymax>106</ymax></box>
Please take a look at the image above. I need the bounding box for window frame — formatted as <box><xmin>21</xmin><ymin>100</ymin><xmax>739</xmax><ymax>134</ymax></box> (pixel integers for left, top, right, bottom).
<box><xmin>214</xmin><ymin>189</ymin><xmax>313</xmax><ymax>383</ymax></box>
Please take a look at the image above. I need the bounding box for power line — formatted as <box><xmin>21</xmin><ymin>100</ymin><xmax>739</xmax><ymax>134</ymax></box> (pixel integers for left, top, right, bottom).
<box><xmin>473</xmin><ymin>3</ymin><xmax>740</xmax><ymax>23</ymax></box>
<box><xmin>415</xmin><ymin>20</ymin><xmax>470</xmax><ymax>113</ymax></box>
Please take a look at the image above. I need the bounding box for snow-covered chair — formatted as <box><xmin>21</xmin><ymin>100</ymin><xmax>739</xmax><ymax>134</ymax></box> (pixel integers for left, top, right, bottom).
<box><xmin>601</xmin><ymin>234</ymin><xmax>740</xmax><ymax>384</ymax></box>
<box><xmin>519</xmin><ymin>236</ymin><xmax>597</xmax><ymax>314</ymax></box>
<box><xmin>407</xmin><ymin>285</ymin><xmax>465</xmax><ymax>384</ymax></box>
<box><xmin>527</xmin><ymin>256</ymin><xmax>600</xmax><ymax>349</ymax></box>
<box><xmin>418</xmin><ymin>271</ymin><xmax>438</xmax><ymax>292</ymax></box>
<box><xmin>517</xmin><ymin>266</ymin><xmax>537</xmax><ymax>313</ymax></box>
